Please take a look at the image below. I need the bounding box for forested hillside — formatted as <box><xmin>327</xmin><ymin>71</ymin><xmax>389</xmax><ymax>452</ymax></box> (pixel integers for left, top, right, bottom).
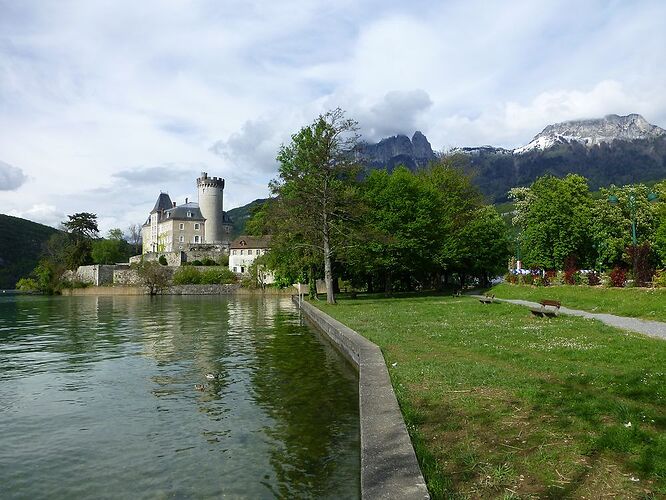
<box><xmin>0</xmin><ymin>214</ymin><xmax>59</xmax><ymax>289</ymax></box>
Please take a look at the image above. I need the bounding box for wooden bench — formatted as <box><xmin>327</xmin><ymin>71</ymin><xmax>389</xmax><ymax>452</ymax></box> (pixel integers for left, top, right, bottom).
<box><xmin>530</xmin><ymin>299</ymin><xmax>561</xmax><ymax>317</ymax></box>
<box><xmin>478</xmin><ymin>294</ymin><xmax>495</xmax><ymax>304</ymax></box>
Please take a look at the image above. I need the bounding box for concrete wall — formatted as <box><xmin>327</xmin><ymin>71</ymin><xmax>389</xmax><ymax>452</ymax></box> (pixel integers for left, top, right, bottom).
<box><xmin>295</xmin><ymin>297</ymin><xmax>429</xmax><ymax>499</ymax></box>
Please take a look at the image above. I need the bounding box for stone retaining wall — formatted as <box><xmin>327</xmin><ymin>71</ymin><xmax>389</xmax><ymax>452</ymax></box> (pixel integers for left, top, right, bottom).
<box><xmin>295</xmin><ymin>297</ymin><xmax>429</xmax><ymax>499</ymax></box>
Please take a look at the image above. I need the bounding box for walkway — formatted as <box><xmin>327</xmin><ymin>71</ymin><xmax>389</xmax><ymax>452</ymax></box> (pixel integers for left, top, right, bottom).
<box><xmin>472</xmin><ymin>296</ymin><xmax>666</xmax><ymax>341</ymax></box>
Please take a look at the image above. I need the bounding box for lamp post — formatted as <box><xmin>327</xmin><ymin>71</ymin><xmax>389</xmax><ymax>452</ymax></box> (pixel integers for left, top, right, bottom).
<box><xmin>608</xmin><ymin>189</ymin><xmax>658</xmax><ymax>283</ymax></box>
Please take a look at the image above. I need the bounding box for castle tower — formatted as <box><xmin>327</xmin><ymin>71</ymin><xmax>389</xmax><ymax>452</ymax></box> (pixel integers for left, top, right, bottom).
<box><xmin>197</xmin><ymin>172</ymin><xmax>225</xmax><ymax>244</ymax></box>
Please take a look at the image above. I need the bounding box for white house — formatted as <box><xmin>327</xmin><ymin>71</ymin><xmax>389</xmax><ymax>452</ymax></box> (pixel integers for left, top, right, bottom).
<box><xmin>229</xmin><ymin>236</ymin><xmax>273</xmax><ymax>283</ymax></box>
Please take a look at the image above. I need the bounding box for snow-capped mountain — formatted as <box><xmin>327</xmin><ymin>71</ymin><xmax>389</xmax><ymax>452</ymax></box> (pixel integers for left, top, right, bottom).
<box><xmin>514</xmin><ymin>114</ymin><xmax>665</xmax><ymax>154</ymax></box>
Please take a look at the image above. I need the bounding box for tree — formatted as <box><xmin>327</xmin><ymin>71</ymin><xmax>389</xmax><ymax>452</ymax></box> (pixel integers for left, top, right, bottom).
<box><xmin>456</xmin><ymin>206</ymin><xmax>511</xmax><ymax>285</ymax></box>
<box><xmin>355</xmin><ymin>167</ymin><xmax>443</xmax><ymax>293</ymax></box>
<box><xmin>510</xmin><ymin>174</ymin><xmax>593</xmax><ymax>270</ymax></box>
<box><xmin>91</xmin><ymin>228</ymin><xmax>131</xmax><ymax>264</ymax></box>
<box><xmin>62</xmin><ymin>212</ymin><xmax>99</xmax><ymax>269</ymax></box>
<box><xmin>592</xmin><ymin>183</ymin><xmax>662</xmax><ymax>272</ymax></box>
<box><xmin>127</xmin><ymin>223</ymin><xmax>143</xmax><ymax>255</ymax></box>
<box><xmin>270</xmin><ymin>108</ymin><xmax>361</xmax><ymax>304</ymax></box>
<box><xmin>134</xmin><ymin>260</ymin><xmax>170</xmax><ymax>295</ymax></box>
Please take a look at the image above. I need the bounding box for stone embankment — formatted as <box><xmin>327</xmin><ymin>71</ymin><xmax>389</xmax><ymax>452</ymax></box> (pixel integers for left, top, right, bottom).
<box><xmin>295</xmin><ymin>297</ymin><xmax>430</xmax><ymax>500</ymax></box>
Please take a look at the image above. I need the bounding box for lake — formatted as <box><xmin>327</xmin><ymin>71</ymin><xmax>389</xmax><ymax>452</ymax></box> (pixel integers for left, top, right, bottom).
<box><xmin>0</xmin><ymin>295</ymin><xmax>359</xmax><ymax>499</ymax></box>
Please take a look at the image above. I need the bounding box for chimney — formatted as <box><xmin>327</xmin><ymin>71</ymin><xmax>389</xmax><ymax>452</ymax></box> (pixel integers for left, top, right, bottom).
<box><xmin>185</xmin><ymin>197</ymin><xmax>188</xmax><ymax>204</ymax></box>
<box><xmin>173</xmin><ymin>202</ymin><xmax>176</xmax><ymax>208</ymax></box>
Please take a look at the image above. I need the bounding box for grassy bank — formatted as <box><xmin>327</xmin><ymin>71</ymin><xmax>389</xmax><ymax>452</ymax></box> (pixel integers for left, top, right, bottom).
<box><xmin>317</xmin><ymin>295</ymin><xmax>666</xmax><ymax>499</ymax></box>
<box><xmin>490</xmin><ymin>284</ymin><xmax>666</xmax><ymax>322</ymax></box>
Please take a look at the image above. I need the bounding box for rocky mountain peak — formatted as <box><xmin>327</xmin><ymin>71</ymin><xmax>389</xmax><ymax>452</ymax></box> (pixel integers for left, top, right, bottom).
<box><xmin>514</xmin><ymin>113</ymin><xmax>665</xmax><ymax>154</ymax></box>
<box><xmin>355</xmin><ymin>131</ymin><xmax>436</xmax><ymax>170</ymax></box>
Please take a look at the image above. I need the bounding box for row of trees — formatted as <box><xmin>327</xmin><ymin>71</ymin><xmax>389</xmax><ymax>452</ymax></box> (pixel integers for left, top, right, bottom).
<box><xmin>18</xmin><ymin>213</ymin><xmax>143</xmax><ymax>293</ymax></box>
<box><xmin>510</xmin><ymin>174</ymin><xmax>666</xmax><ymax>284</ymax></box>
<box><xmin>249</xmin><ymin>109</ymin><xmax>511</xmax><ymax>303</ymax></box>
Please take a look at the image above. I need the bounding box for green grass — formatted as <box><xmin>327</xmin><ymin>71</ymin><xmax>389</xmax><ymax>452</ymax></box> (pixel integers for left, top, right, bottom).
<box><xmin>490</xmin><ymin>284</ymin><xmax>666</xmax><ymax>323</ymax></box>
<box><xmin>317</xmin><ymin>294</ymin><xmax>666</xmax><ymax>499</ymax></box>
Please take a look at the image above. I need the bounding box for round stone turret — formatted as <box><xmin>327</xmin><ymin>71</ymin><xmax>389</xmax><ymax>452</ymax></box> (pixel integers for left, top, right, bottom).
<box><xmin>197</xmin><ymin>171</ymin><xmax>225</xmax><ymax>244</ymax></box>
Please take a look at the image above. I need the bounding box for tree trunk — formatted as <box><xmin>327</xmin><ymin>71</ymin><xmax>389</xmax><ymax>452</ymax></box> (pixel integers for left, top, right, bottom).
<box><xmin>323</xmin><ymin>225</ymin><xmax>336</xmax><ymax>304</ymax></box>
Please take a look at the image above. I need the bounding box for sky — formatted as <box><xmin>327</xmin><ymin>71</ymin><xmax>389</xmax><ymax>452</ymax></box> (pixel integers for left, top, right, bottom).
<box><xmin>1</xmin><ymin>0</ymin><xmax>665</xmax><ymax>233</ymax></box>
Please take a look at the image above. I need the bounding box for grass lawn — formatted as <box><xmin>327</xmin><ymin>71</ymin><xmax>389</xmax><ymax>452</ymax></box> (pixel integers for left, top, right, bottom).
<box><xmin>490</xmin><ymin>284</ymin><xmax>666</xmax><ymax>323</ymax></box>
<box><xmin>317</xmin><ymin>295</ymin><xmax>666</xmax><ymax>499</ymax></box>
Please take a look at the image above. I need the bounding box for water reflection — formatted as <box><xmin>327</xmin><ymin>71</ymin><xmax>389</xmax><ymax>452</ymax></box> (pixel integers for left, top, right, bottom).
<box><xmin>0</xmin><ymin>295</ymin><xmax>359</xmax><ymax>499</ymax></box>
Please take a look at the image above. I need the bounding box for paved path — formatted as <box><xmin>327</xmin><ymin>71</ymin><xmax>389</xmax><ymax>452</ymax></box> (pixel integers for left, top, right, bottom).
<box><xmin>472</xmin><ymin>295</ymin><xmax>666</xmax><ymax>341</ymax></box>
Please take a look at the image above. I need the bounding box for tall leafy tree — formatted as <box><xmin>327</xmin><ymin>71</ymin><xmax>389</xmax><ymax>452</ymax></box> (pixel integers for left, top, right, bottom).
<box><xmin>358</xmin><ymin>167</ymin><xmax>443</xmax><ymax>292</ymax></box>
<box><xmin>510</xmin><ymin>174</ymin><xmax>593</xmax><ymax>269</ymax></box>
<box><xmin>62</xmin><ymin>212</ymin><xmax>99</xmax><ymax>269</ymax></box>
<box><xmin>270</xmin><ymin>108</ymin><xmax>361</xmax><ymax>304</ymax></box>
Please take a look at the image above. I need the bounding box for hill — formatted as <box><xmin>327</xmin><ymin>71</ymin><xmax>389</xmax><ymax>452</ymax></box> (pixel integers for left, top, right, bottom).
<box><xmin>226</xmin><ymin>198</ymin><xmax>268</xmax><ymax>238</ymax></box>
<box><xmin>450</xmin><ymin>114</ymin><xmax>666</xmax><ymax>201</ymax></box>
<box><xmin>0</xmin><ymin>214</ymin><xmax>60</xmax><ymax>289</ymax></box>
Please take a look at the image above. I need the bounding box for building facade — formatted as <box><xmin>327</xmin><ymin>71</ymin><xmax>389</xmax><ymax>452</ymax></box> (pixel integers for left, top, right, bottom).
<box><xmin>229</xmin><ymin>236</ymin><xmax>272</xmax><ymax>282</ymax></box>
<box><xmin>142</xmin><ymin>172</ymin><xmax>233</xmax><ymax>254</ymax></box>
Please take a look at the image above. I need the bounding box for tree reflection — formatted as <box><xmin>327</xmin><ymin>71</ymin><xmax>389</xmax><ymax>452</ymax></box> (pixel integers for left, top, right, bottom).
<box><xmin>249</xmin><ymin>303</ymin><xmax>360</xmax><ymax>498</ymax></box>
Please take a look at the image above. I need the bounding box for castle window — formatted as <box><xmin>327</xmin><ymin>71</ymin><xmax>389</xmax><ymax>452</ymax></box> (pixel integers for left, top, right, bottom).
<box><xmin>179</xmin><ymin>236</ymin><xmax>184</xmax><ymax>243</ymax></box>
<box><xmin>179</xmin><ymin>223</ymin><xmax>184</xmax><ymax>230</ymax></box>
<box><xmin>232</xmin><ymin>250</ymin><xmax>236</xmax><ymax>255</ymax></box>
<box><xmin>194</xmin><ymin>223</ymin><xmax>200</xmax><ymax>230</ymax></box>
<box><xmin>240</xmin><ymin>249</ymin><xmax>244</xmax><ymax>255</ymax></box>
<box><xmin>187</xmin><ymin>211</ymin><xmax>192</xmax><ymax>218</ymax></box>
<box><xmin>233</xmin><ymin>267</ymin><xmax>237</xmax><ymax>272</ymax></box>
<box><xmin>248</xmin><ymin>249</ymin><xmax>253</xmax><ymax>255</ymax></box>
<box><xmin>194</xmin><ymin>235</ymin><xmax>200</xmax><ymax>243</ymax></box>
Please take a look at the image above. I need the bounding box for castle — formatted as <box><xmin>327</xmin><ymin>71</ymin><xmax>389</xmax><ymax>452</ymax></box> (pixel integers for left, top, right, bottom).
<box><xmin>142</xmin><ymin>172</ymin><xmax>233</xmax><ymax>254</ymax></box>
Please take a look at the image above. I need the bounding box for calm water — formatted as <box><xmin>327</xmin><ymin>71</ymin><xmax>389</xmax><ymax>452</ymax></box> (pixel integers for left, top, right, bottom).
<box><xmin>0</xmin><ymin>295</ymin><xmax>359</xmax><ymax>499</ymax></box>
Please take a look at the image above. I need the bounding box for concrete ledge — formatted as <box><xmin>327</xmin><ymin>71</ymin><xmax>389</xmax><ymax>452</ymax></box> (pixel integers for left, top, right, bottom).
<box><xmin>295</xmin><ymin>297</ymin><xmax>429</xmax><ymax>499</ymax></box>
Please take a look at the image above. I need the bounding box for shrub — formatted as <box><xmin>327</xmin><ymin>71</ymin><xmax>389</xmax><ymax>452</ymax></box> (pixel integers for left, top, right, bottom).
<box><xmin>202</xmin><ymin>258</ymin><xmax>217</xmax><ymax>266</ymax></box>
<box><xmin>586</xmin><ymin>272</ymin><xmax>602</xmax><ymax>286</ymax></box>
<box><xmin>173</xmin><ymin>266</ymin><xmax>201</xmax><ymax>285</ymax></box>
<box><xmin>609</xmin><ymin>267</ymin><xmax>627</xmax><ymax>287</ymax></box>
<box><xmin>217</xmin><ymin>254</ymin><xmax>229</xmax><ymax>267</ymax></box>
<box><xmin>158</xmin><ymin>255</ymin><xmax>168</xmax><ymax>266</ymax></box>
<box><xmin>200</xmin><ymin>268</ymin><xmax>237</xmax><ymax>284</ymax></box>
<box><xmin>626</xmin><ymin>243</ymin><xmax>655</xmax><ymax>287</ymax></box>
<box><xmin>653</xmin><ymin>269</ymin><xmax>666</xmax><ymax>288</ymax></box>
<box><xmin>16</xmin><ymin>277</ymin><xmax>38</xmax><ymax>292</ymax></box>
<box><xmin>191</xmin><ymin>259</ymin><xmax>203</xmax><ymax>266</ymax></box>
<box><xmin>504</xmin><ymin>273</ymin><xmax>517</xmax><ymax>284</ymax></box>
<box><xmin>545</xmin><ymin>270</ymin><xmax>557</xmax><ymax>284</ymax></box>
<box><xmin>564</xmin><ymin>269</ymin><xmax>583</xmax><ymax>285</ymax></box>
<box><xmin>533</xmin><ymin>275</ymin><xmax>548</xmax><ymax>287</ymax></box>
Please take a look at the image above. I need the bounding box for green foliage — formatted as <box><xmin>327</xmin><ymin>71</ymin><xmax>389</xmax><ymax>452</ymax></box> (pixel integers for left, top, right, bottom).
<box><xmin>158</xmin><ymin>255</ymin><xmax>168</xmax><ymax>266</ymax></box>
<box><xmin>269</xmin><ymin>108</ymin><xmax>361</xmax><ymax>303</ymax></box>
<box><xmin>653</xmin><ymin>269</ymin><xmax>666</xmax><ymax>288</ymax></box>
<box><xmin>91</xmin><ymin>238</ymin><xmax>129</xmax><ymax>264</ymax></box>
<box><xmin>199</xmin><ymin>267</ymin><xmax>236</xmax><ymax>285</ymax></box>
<box><xmin>15</xmin><ymin>277</ymin><xmax>38</xmax><ymax>292</ymax></box>
<box><xmin>172</xmin><ymin>266</ymin><xmax>201</xmax><ymax>284</ymax></box>
<box><xmin>0</xmin><ymin>214</ymin><xmax>59</xmax><ymax>289</ymax></box>
<box><xmin>133</xmin><ymin>260</ymin><xmax>170</xmax><ymax>295</ymax></box>
<box><xmin>510</xmin><ymin>174</ymin><xmax>593</xmax><ymax>269</ymax></box>
<box><xmin>172</xmin><ymin>266</ymin><xmax>237</xmax><ymax>285</ymax></box>
<box><xmin>227</xmin><ymin>198</ymin><xmax>269</xmax><ymax>239</ymax></box>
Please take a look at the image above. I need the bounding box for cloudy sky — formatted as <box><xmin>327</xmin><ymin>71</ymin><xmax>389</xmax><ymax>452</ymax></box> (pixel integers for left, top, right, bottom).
<box><xmin>1</xmin><ymin>0</ymin><xmax>665</xmax><ymax>233</ymax></box>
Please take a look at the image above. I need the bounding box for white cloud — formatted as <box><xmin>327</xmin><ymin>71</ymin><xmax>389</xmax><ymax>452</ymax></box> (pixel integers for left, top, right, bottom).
<box><xmin>0</xmin><ymin>160</ymin><xmax>27</xmax><ymax>190</ymax></box>
<box><xmin>8</xmin><ymin>203</ymin><xmax>65</xmax><ymax>228</ymax></box>
<box><xmin>1</xmin><ymin>0</ymin><xmax>665</xmax><ymax>229</ymax></box>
